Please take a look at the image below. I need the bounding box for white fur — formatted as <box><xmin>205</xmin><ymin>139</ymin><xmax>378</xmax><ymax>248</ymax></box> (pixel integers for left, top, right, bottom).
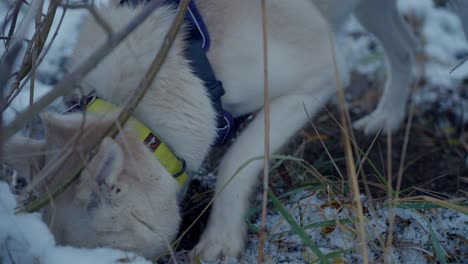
<box><xmin>4</xmin><ymin>0</ymin><xmax>423</xmax><ymax>260</ymax></box>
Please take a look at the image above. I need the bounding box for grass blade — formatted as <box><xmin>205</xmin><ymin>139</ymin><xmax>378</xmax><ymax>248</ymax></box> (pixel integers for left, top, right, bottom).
<box><xmin>268</xmin><ymin>188</ymin><xmax>329</xmax><ymax>264</ymax></box>
<box><xmin>428</xmin><ymin>224</ymin><xmax>448</xmax><ymax>264</ymax></box>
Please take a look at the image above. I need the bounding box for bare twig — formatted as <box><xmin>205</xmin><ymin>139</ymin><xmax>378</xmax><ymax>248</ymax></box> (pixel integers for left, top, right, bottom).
<box><xmin>0</xmin><ymin>40</ymin><xmax>22</xmax><ymax>160</ymax></box>
<box><xmin>1</xmin><ymin>0</ymin><xmax>42</xmax><ymax>108</ymax></box>
<box><xmin>9</xmin><ymin>0</ymin><xmax>42</xmax><ymax>44</ymax></box>
<box><xmin>384</xmin><ymin>103</ymin><xmax>415</xmax><ymax>262</ymax></box>
<box><xmin>3</xmin><ymin>0</ymin><xmax>60</xmax><ymax>109</ymax></box>
<box><xmin>396</xmin><ymin>103</ymin><xmax>414</xmax><ymax>197</ymax></box>
<box><xmin>4</xmin><ymin>0</ymin><xmax>23</xmax><ymax>48</ymax></box>
<box><xmin>383</xmin><ymin>131</ymin><xmax>393</xmax><ymax>263</ymax></box>
<box><xmin>6</xmin><ymin>0</ymin><xmax>69</xmax><ymax>107</ymax></box>
<box><xmin>28</xmin><ymin>0</ymin><xmax>43</xmax><ymax>137</ymax></box>
<box><xmin>0</xmin><ymin>45</ymin><xmax>21</xmax><ymax>95</ymax></box>
<box><xmin>18</xmin><ymin>0</ymin><xmax>60</xmax><ymax>80</ymax></box>
<box><xmin>328</xmin><ymin>31</ymin><xmax>369</xmax><ymax>263</ymax></box>
<box><xmin>258</xmin><ymin>0</ymin><xmax>269</xmax><ymax>262</ymax></box>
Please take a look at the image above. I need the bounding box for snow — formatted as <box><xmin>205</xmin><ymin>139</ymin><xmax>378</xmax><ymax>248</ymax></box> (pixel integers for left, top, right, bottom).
<box><xmin>1</xmin><ymin>0</ymin><xmax>467</xmax><ymax>263</ymax></box>
<box><xmin>235</xmin><ymin>191</ymin><xmax>468</xmax><ymax>263</ymax></box>
<box><xmin>416</xmin><ymin>3</ymin><xmax>468</xmax><ymax>86</ymax></box>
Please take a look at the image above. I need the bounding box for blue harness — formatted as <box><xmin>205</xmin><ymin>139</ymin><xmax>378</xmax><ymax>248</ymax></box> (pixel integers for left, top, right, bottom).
<box><xmin>121</xmin><ymin>0</ymin><xmax>234</xmax><ymax>145</ymax></box>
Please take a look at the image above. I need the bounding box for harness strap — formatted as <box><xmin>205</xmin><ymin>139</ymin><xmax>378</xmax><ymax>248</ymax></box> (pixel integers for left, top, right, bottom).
<box><xmin>185</xmin><ymin>0</ymin><xmax>210</xmax><ymax>51</ymax></box>
<box><xmin>184</xmin><ymin>34</ymin><xmax>233</xmax><ymax>144</ymax></box>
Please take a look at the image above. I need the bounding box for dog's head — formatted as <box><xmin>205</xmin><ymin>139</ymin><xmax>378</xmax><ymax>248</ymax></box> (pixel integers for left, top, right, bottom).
<box><xmin>3</xmin><ymin>112</ymin><xmax>181</xmax><ymax>258</ymax></box>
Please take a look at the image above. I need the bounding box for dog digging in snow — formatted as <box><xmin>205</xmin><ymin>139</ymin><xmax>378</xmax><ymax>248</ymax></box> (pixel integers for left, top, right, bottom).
<box><xmin>3</xmin><ymin>0</ymin><xmax>420</xmax><ymax>260</ymax></box>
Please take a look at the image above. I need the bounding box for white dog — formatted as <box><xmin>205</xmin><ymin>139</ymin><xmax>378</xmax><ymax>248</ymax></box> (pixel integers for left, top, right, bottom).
<box><xmin>3</xmin><ymin>0</ymin><xmax>418</xmax><ymax>260</ymax></box>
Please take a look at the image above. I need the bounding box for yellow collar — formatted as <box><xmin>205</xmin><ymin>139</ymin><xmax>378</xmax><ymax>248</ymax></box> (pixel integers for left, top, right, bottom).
<box><xmin>86</xmin><ymin>98</ymin><xmax>189</xmax><ymax>187</ymax></box>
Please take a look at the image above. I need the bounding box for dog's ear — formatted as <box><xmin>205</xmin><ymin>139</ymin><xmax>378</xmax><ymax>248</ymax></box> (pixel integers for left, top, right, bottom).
<box><xmin>2</xmin><ymin>136</ymin><xmax>46</xmax><ymax>183</ymax></box>
<box><xmin>94</xmin><ymin>137</ymin><xmax>125</xmax><ymax>190</ymax></box>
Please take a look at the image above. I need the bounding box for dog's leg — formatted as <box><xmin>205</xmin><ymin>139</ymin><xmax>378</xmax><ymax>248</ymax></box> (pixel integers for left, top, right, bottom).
<box><xmin>353</xmin><ymin>0</ymin><xmax>416</xmax><ymax>135</ymax></box>
<box><xmin>194</xmin><ymin>91</ymin><xmax>332</xmax><ymax>259</ymax></box>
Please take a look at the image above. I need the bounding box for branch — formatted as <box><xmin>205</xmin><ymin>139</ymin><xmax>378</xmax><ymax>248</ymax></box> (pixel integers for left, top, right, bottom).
<box><xmin>4</xmin><ymin>0</ymin><xmax>23</xmax><ymax>48</ymax></box>
<box><xmin>1</xmin><ymin>0</ymin><xmax>60</xmax><ymax>111</ymax></box>
<box><xmin>5</xmin><ymin>0</ymin><xmax>69</xmax><ymax>108</ymax></box>
<box><xmin>17</xmin><ymin>0</ymin><xmax>59</xmax><ymax>81</ymax></box>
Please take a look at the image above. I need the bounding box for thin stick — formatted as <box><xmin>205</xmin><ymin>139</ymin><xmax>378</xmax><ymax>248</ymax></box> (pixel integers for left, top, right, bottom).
<box><xmin>4</xmin><ymin>0</ymin><xmax>23</xmax><ymax>48</ymax></box>
<box><xmin>17</xmin><ymin>0</ymin><xmax>60</xmax><ymax>81</ymax></box>
<box><xmin>28</xmin><ymin>0</ymin><xmax>43</xmax><ymax>137</ymax></box>
<box><xmin>328</xmin><ymin>31</ymin><xmax>369</xmax><ymax>263</ymax></box>
<box><xmin>384</xmin><ymin>103</ymin><xmax>414</xmax><ymax>262</ymax></box>
<box><xmin>5</xmin><ymin>1</ymin><xmax>69</xmax><ymax>108</ymax></box>
<box><xmin>2</xmin><ymin>0</ymin><xmax>60</xmax><ymax>110</ymax></box>
<box><xmin>396</xmin><ymin>103</ymin><xmax>414</xmax><ymax>197</ymax></box>
<box><xmin>0</xmin><ymin>42</ymin><xmax>22</xmax><ymax>161</ymax></box>
<box><xmin>1</xmin><ymin>0</ymin><xmax>42</xmax><ymax>114</ymax></box>
<box><xmin>383</xmin><ymin>132</ymin><xmax>393</xmax><ymax>263</ymax></box>
<box><xmin>258</xmin><ymin>0</ymin><xmax>269</xmax><ymax>262</ymax></box>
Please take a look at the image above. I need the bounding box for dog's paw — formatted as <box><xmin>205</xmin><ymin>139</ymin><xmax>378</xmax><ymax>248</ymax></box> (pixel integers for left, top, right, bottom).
<box><xmin>193</xmin><ymin>222</ymin><xmax>244</xmax><ymax>260</ymax></box>
<box><xmin>353</xmin><ymin>104</ymin><xmax>405</xmax><ymax>135</ymax></box>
